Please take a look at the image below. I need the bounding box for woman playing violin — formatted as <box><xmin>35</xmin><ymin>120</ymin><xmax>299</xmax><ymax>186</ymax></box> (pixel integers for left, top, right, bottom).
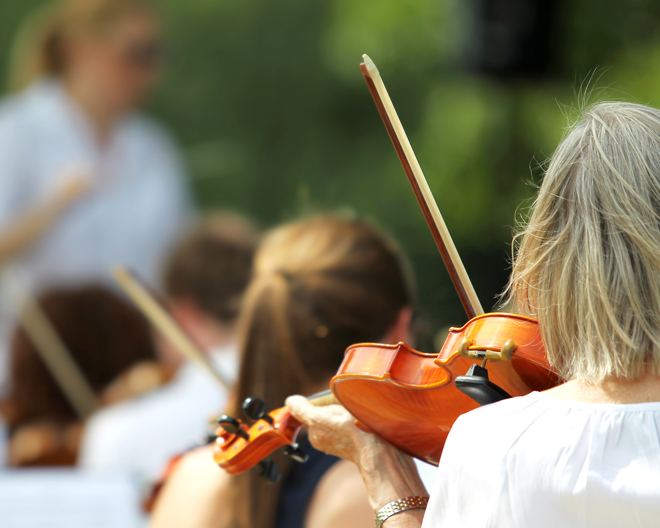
<box><xmin>150</xmin><ymin>214</ymin><xmax>417</xmax><ymax>528</ymax></box>
<box><xmin>288</xmin><ymin>101</ymin><xmax>660</xmax><ymax>528</ymax></box>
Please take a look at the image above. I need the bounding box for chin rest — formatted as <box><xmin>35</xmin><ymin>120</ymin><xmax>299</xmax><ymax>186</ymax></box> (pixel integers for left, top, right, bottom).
<box><xmin>455</xmin><ymin>364</ymin><xmax>512</xmax><ymax>406</ymax></box>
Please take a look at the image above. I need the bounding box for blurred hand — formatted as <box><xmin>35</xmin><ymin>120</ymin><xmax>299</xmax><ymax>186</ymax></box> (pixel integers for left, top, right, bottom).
<box><xmin>55</xmin><ymin>172</ymin><xmax>92</xmax><ymax>208</ymax></box>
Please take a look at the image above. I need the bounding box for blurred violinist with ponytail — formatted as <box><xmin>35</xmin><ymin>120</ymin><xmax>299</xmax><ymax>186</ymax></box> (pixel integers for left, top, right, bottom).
<box><xmin>150</xmin><ymin>214</ymin><xmax>424</xmax><ymax>528</ymax></box>
<box><xmin>0</xmin><ymin>0</ymin><xmax>191</xmax><ymax>390</ymax></box>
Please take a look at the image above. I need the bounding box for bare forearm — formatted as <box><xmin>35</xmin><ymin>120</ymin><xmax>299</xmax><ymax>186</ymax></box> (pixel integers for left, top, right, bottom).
<box><xmin>0</xmin><ymin>177</ymin><xmax>87</xmax><ymax>262</ymax></box>
<box><xmin>285</xmin><ymin>397</ymin><xmax>428</xmax><ymax>527</ymax></box>
<box><xmin>357</xmin><ymin>443</ymin><xmax>426</xmax><ymax>527</ymax></box>
<box><xmin>0</xmin><ymin>202</ymin><xmax>63</xmax><ymax>262</ymax></box>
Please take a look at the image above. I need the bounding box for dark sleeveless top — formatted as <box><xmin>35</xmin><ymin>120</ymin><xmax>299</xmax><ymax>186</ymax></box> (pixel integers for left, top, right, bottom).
<box><xmin>274</xmin><ymin>436</ymin><xmax>340</xmax><ymax>528</ymax></box>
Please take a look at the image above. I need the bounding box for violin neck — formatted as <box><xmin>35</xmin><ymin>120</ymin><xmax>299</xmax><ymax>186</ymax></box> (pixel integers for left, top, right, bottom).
<box><xmin>308</xmin><ymin>390</ymin><xmax>338</xmax><ymax>407</ymax></box>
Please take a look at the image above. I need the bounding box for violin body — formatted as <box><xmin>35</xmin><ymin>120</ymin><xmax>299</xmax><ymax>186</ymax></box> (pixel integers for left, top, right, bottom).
<box><xmin>331</xmin><ymin>312</ymin><xmax>558</xmax><ymax>465</ymax></box>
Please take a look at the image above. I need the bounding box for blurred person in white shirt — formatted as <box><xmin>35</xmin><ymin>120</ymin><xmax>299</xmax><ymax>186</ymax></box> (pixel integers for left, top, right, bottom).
<box><xmin>79</xmin><ymin>213</ymin><xmax>258</xmax><ymax>485</ymax></box>
<box><xmin>0</xmin><ymin>0</ymin><xmax>192</xmax><ymax>392</ymax></box>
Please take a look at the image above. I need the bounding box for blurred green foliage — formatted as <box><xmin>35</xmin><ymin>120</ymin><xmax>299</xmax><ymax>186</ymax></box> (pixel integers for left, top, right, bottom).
<box><xmin>3</xmin><ymin>0</ymin><xmax>660</xmax><ymax>347</ymax></box>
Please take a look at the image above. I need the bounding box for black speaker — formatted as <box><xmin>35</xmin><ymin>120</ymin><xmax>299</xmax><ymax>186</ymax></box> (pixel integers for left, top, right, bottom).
<box><xmin>465</xmin><ymin>0</ymin><xmax>559</xmax><ymax>79</ymax></box>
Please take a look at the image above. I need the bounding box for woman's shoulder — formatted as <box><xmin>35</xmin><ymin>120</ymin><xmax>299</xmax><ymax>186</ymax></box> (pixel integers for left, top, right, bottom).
<box><xmin>447</xmin><ymin>389</ymin><xmax>660</xmax><ymax>459</ymax></box>
<box><xmin>122</xmin><ymin>113</ymin><xmax>179</xmax><ymax>152</ymax></box>
<box><xmin>304</xmin><ymin>459</ymin><xmax>373</xmax><ymax>528</ymax></box>
<box><xmin>454</xmin><ymin>391</ymin><xmax>546</xmax><ymax>427</ymax></box>
<box><xmin>150</xmin><ymin>445</ymin><xmax>232</xmax><ymax>528</ymax></box>
<box><xmin>443</xmin><ymin>392</ymin><xmax>567</xmax><ymax>455</ymax></box>
<box><xmin>0</xmin><ymin>79</ymin><xmax>59</xmax><ymax>122</ymax></box>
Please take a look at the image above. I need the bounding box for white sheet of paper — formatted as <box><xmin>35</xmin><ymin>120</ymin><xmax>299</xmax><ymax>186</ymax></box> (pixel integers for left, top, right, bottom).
<box><xmin>0</xmin><ymin>469</ymin><xmax>145</xmax><ymax>528</ymax></box>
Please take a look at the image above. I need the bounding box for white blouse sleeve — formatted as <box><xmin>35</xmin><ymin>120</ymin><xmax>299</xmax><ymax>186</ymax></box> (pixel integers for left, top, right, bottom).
<box><xmin>0</xmin><ymin>105</ymin><xmax>34</xmax><ymax>227</ymax></box>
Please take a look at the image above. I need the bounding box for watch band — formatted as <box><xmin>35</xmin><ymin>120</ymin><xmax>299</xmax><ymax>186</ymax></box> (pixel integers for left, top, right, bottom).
<box><xmin>374</xmin><ymin>496</ymin><xmax>429</xmax><ymax>528</ymax></box>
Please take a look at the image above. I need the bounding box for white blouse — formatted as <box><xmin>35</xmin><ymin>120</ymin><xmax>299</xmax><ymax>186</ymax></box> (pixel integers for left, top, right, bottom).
<box><xmin>424</xmin><ymin>391</ymin><xmax>660</xmax><ymax>528</ymax></box>
<box><xmin>0</xmin><ymin>79</ymin><xmax>191</xmax><ymax>393</ymax></box>
<box><xmin>79</xmin><ymin>346</ymin><xmax>238</xmax><ymax>484</ymax></box>
<box><xmin>0</xmin><ymin>79</ymin><xmax>191</xmax><ymax>291</ymax></box>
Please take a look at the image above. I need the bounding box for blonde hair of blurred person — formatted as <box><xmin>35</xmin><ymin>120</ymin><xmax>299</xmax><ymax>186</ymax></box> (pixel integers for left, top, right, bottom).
<box><xmin>78</xmin><ymin>213</ymin><xmax>257</xmax><ymax>484</ymax></box>
<box><xmin>0</xmin><ymin>0</ymin><xmax>189</xmax><ymax>280</ymax></box>
<box><xmin>150</xmin><ymin>214</ymin><xmax>415</xmax><ymax>528</ymax></box>
<box><xmin>9</xmin><ymin>0</ymin><xmax>163</xmax><ymax>136</ymax></box>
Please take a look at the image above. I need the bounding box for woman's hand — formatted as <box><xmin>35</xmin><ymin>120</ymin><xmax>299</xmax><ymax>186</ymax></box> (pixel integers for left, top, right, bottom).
<box><xmin>286</xmin><ymin>395</ymin><xmax>428</xmax><ymax>525</ymax></box>
<box><xmin>285</xmin><ymin>395</ymin><xmax>383</xmax><ymax>465</ymax></box>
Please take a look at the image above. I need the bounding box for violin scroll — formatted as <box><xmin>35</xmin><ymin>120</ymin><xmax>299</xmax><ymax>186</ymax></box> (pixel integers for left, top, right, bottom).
<box><xmin>213</xmin><ymin>397</ymin><xmax>309</xmax><ymax>478</ymax></box>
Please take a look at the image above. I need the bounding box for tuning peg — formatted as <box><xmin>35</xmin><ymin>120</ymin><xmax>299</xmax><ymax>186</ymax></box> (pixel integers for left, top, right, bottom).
<box><xmin>242</xmin><ymin>397</ymin><xmax>273</xmax><ymax>424</ymax></box>
<box><xmin>217</xmin><ymin>415</ymin><xmax>249</xmax><ymax>440</ymax></box>
<box><xmin>257</xmin><ymin>459</ymin><xmax>281</xmax><ymax>483</ymax></box>
<box><xmin>283</xmin><ymin>443</ymin><xmax>308</xmax><ymax>463</ymax></box>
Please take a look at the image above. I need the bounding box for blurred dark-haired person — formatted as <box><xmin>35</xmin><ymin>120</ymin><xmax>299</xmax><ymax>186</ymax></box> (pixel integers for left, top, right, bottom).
<box><xmin>0</xmin><ymin>284</ymin><xmax>157</xmax><ymax>467</ymax></box>
<box><xmin>79</xmin><ymin>213</ymin><xmax>257</xmax><ymax>485</ymax></box>
<box><xmin>0</xmin><ymin>0</ymin><xmax>191</xmax><ymax>389</ymax></box>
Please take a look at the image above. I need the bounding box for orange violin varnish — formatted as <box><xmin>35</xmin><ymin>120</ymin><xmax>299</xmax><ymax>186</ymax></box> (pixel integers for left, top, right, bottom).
<box><xmin>331</xmin><ymin>313</ymin><xmax>558</xmax><ymax>465</ymax></box>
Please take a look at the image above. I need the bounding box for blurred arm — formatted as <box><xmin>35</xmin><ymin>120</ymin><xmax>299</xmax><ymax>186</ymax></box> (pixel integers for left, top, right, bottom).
<box><xmin>0</xmin><ymin>175</ymin><xmax>88</xmax><ymax>263</ymax></box>
<box><xmin>304</xmin><ymin>459</ymin><xmax>374</xmax><ymax>528</ymax></box>
<box><xmin>150</xmin><ymin>445</ymin><xmax>231</xmax><ymax>528</ymax></box>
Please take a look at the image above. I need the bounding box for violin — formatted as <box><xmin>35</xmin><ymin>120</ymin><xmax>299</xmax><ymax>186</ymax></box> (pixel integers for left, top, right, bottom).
<box><xmin>212</xmin><ymin>55</ymin><xmax>559</xmax><ymax>477</ymax></box>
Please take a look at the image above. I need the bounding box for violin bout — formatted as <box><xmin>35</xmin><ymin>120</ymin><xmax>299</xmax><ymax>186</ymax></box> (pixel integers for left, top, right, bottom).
<box><xmin>330</xmin><ymin>312</ymin><xmax>559</xmax><ymax>465</ymax></box>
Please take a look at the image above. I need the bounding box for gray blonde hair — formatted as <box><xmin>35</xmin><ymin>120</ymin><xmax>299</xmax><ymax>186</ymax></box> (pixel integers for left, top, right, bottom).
<box><xmin>507</xmin><ymin>101</ymin><xmax>660</xmax><ymax>382</ymax></box>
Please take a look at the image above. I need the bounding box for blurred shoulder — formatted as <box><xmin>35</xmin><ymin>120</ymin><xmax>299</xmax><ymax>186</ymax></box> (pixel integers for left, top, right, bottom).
<box><xmin>123</xmin><ymin>113</ymin><xmax>181</xmax><ymax>153</ymax></box>
<box><xmin>84</xmin><ymin>378</ymin><xmax>188</xmax><ymax>437</ymax></box>
<box><xmin>0</xmin><ymin>79</ymin><xmax>60</xmax><ymax>121</ymax></box>
<box><xmin>0</xmin><ymin>82</ymin><xmax>44</xmax><ymax>135</ymax></box>
<box><xmin>305</xmin><ymin>459</ymin><xmax>373</xmax><ymax>528</ymax></box>
<box><xmin>151</xmin><ymin>445</ymin><xmax>232</xmax><ymax>528</ymax></box>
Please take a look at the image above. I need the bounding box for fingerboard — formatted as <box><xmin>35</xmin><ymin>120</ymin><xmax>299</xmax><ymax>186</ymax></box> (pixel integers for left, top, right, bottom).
<box><xmin>308</xmin><ymin>390</ymin><xmax>338</xmax><ymax>407</ymax></box>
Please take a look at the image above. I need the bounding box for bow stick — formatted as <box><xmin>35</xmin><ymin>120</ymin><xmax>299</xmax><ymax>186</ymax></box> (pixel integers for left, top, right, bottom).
<box><xmin>113</xmin><ymin>266</ymin><xmax>232</xmax><ymax>391</ymax></box>
<box><xmin>1</xmin><ymin>268</ymin><xmax>100</xmax><ymax>418</ymax></box>
<box><xmin>360</xmin><ymin>54</ymin><xmax>483</xmax><ymax>319</ymax></box>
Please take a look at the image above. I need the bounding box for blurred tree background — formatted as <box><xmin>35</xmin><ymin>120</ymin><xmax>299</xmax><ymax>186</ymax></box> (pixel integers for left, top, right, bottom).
<box><xmin>3</xmin><ymin>0</ymin><xmax>660</xmax><ymax>349</ymax></box>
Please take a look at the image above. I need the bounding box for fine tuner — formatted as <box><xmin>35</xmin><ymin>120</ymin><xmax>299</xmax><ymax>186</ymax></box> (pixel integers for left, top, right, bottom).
<box><xmin>455</xmin><ymin>337</ymin><xmax>517</xmax><ymax>367</ymax></box>
<box><xmin>452</xmin><ymin>337</ymin><xmax>518</xmax><ymax>406</ymax></box>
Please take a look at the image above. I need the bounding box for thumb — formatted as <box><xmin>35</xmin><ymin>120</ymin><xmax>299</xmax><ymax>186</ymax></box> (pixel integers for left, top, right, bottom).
<box><xmin>286</xmin><ymin>395</ymin><xmax>315</xmax><ymax>424</ymax></box>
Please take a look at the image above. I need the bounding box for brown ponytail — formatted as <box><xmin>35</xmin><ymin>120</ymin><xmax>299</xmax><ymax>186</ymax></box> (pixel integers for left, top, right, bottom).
<box><xmin>227</xmin><ymin>214</ymin><xmax>415</xmax><ymax>528</ymax></box>
<box><xmin>8</xmin><ymin>0</ymin><xmax>153</xmax><ymax>92</ymax></box>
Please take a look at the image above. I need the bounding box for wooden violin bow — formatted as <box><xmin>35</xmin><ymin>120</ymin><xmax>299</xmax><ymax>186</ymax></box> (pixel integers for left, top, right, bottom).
<box><xmin>360</xmin><ymin>54</ymin><xmax>483</xmax><ymax>319</ymax></box>
<box><xmin>0</xmin><ymin>268</ymin><xmax>99</xmax><ymax>419</ymax></box>
<box><xmin>212</xmin><ymin>55</ymin><xmax>558</xmax><ymax>474</ymax></box>
<box><xmin>113</xmin><ymin>266</ymin><xmax>232</xmax><ymax>391</ymax></box>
